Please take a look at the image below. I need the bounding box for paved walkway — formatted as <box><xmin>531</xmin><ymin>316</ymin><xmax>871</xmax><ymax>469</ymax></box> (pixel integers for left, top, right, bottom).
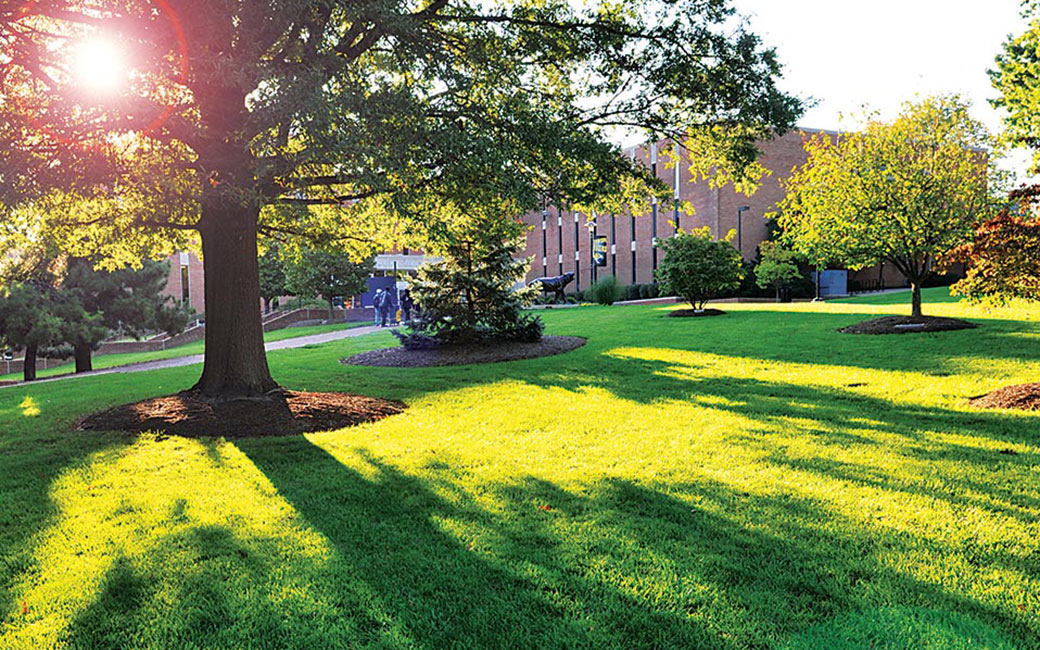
<box><xmin>1</xmin><ymin>324</ymin><xmax>383</xmax><ymax>388</ymax></box>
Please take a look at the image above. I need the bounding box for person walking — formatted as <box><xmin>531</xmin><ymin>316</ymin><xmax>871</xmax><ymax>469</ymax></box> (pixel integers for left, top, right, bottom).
<box><xmin>371</xmin><ymin>288</ymin><xmax>383</xmax><ymax>325</ymax></box>
<box><xmin>399</xmin><ymin>289</ymin><xmax>414</xmax><ymax>324</ymax></box>
<box><xmin>377</xmin><ymin>288</ymin><xmax>396</xmax><ymax>327</ymax></box>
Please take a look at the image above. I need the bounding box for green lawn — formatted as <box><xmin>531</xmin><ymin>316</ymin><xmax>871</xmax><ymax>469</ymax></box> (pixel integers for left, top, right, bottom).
<box><xmin>1</xmin><ymin>320</ymin><xmax>369</xmax><ymax>381</ymax></box>
<box><xmin>1</xmin><ymin>292</ymin><xmax>1038</xmax><ymax>649</ymax></box>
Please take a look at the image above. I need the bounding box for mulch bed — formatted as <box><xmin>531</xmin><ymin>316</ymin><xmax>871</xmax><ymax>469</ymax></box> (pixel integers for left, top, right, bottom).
<box><xmin>78</xmin><ymin>390</ymin><xmax>405</xmax><ymax>438</ymax></box>
<box><xmin>668</xmin><ymin>308</ymin><xmax>726</xmax><ymax>318</ymax></box>
<box><xmin>839</xmin><ymin>316</ymin><xmax>977</xmax><ymax>335</ymax></box>
<box><xmin>342</xmin><ymin>335</ymin><xmax>586</xmax><ymax>368</ymax></box>
<box><xmin>969</xmin><ymin>383</ymin><xmax>1040</xmax><ymax>411</ymax></box>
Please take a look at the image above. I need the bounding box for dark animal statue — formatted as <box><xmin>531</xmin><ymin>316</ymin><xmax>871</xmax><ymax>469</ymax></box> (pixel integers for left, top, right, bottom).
<box><xmin>529</xmin><ymin>272</ymin><xmax>575</xmax><ymax>303</ymax></box>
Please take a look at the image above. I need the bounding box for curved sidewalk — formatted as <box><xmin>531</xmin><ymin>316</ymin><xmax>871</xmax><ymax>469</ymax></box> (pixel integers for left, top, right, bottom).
<box><xmin>1</xmin><ymin>324</ymin><xmax>383</xmax><ymax>389</ymax></box>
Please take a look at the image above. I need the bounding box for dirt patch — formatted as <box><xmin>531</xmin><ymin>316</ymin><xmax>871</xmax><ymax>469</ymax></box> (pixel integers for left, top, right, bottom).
<box><xmin>78</xmin><ymin>390</ymin><xmax>405</xmax><ymax>437</ymax></box>
<box><xmin>969</xmin><ymin>383</ymin><xmax>1040</xmax><ymax>411</ymax></box>
<box><xmin>668</xmin><ymin>308</ymin><xmax>727</xmax><ymax>318</ymax></box>
<box><xmin>839</xmin><ymin>316</ymin><xmax>977</xmax><ymax>335</ymax></box>
<box><xmin>342</xmin><ymin>335</ymin><xmax>586</xmax><ymax>368</ymax></box>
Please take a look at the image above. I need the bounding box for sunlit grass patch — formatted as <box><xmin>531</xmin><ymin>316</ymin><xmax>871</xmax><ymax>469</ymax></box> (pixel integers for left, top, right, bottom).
<box><xmin>1</xmin><ymin>291</ymin><xmax>1040</xmax><ymax>648</ymax></box>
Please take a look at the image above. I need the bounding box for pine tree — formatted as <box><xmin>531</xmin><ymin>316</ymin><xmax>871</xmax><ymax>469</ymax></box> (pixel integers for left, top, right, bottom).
<box><xmin>402</xmin><ymin>235</ymin><xmax>541</xmax><ymax>348</ymax></box>
<box><xmin>58</xmin><ymin>258</ymin><xmax>193</xmax><ymax>373</ymax></box>
<box><xmin>0</xmin><ymin>280</ymin><xmax>65</xmax><ymax>382</ymax></box>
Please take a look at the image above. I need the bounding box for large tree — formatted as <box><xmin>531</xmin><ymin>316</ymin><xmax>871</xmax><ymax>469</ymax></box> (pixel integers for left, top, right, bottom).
<box><xmin>776</xmin><ymin>96</ymin><xmax>994</xmax><ymax>319</ymax></box>
<box><xmin>1</xmin><ymin>0</ymin><xmax>800</xmax><ymax>398</ymax></box>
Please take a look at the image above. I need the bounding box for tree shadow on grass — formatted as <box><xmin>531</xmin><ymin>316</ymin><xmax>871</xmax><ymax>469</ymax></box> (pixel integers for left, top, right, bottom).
<box><xmin>60</xmin><ymin>522</ymin><xmax>395</xmax><ymax>650</ymax></box>
<box><xmin>231</xmin><ymin>440</ymin><xmax>1033</xmax><ymax>649</ymax></box>
<box><xmin>0</xmin><ymin>426</ymin><xmax>127</xmax><ymax>629</ymax></box>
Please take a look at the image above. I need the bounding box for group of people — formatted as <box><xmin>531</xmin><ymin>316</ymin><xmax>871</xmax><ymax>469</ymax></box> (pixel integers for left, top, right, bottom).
<box><xmin>372</xmin><ymin>287</ymin><xmax>416</xmax><ymax>327</ymax></box>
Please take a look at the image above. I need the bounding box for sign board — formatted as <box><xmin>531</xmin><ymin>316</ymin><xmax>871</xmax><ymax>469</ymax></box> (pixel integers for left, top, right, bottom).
<box><xmin>592</xmin><ymin>236</ymin><xmax>608</xmax><ymax>267</ymax></box>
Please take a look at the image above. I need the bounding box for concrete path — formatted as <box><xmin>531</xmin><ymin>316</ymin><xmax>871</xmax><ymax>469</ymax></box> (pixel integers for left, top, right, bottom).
<box><xmin>2</xmin><ymin>324</ymin><xmax>384</xmax><ymax>388</ymax></box>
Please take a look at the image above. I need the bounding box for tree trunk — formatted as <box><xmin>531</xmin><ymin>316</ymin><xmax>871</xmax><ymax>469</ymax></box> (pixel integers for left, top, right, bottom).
<box><xmin>327</xmin><ymin>298</ymin><xmax>335</xmax><ymax>322</ymax></box>
<box><xmin>775</xmin><ymin>284</ymin><xmax>781</xmax><ymax>303</ymax></box>
<box><xmin>74</xmin><ymin>342</ymin><xmax>93</xmax><ymax>373</ymax></box>
<box><xmin>910</xmin><ymin>281</ymin><xmax>923</xmax><ymax>320</ymax></box>
<box><xmin>23</xmin><ymin>345</ymin><xmax>37</xmax><ymax>382</ymax></box>
<box><xmin>192</xmin><ymin>200</ymin><xmax>279</xmax><ymax>398</ymax></box>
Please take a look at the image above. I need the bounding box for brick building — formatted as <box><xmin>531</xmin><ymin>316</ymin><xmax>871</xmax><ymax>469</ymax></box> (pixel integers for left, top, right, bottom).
<box><xmin>161</xmin><ymin>250</ymin><xmax>206</xmax><ymax>314</ymax></box>
<box><xmin>161</xmin><ymin>128</ymin><xmax>919</xmax><ymax>314</ymax></box>
<box><xmin>519</xmin><ymin>128</ymin><xmax>910</xmax><ymax>292</ymax></box>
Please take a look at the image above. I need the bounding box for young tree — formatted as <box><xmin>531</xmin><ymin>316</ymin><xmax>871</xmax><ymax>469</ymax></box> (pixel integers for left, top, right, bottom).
<box><xmin>655</xmin><ymin>227</ymin><xmax>744</xmax><ymax>311</ymax></box>
<box><xmin>258</xmin><ymin>243</ymin><xmax>288</xmax><ymax>314</ymax></box>
<box><xmin>755</xmin><ymin>241</ymin><xmax>802</xmax><ymax>302</ymax></box>
<box><xmin>776</xmin><ymin>96</ymin><xmax>994</xmax><ymax>319</ymax></box>
<box><xmin>1</xmin><ymin>0</ymin><xmax>800</xmax><ymax>398</ymax></box>
<box><xmin>59</xmin><ymin>258</ymin><xmax>193</xmax><ymax>373</ymax></box>
<box><xmin>284</xmin><ymin>248</ymin><xmax>373</xmax><ymax>321</ymax></box>
<box><xmin>947</xmin><ymin>185</ymin><xmax>1040</xmax><ymax>304</ymax></box>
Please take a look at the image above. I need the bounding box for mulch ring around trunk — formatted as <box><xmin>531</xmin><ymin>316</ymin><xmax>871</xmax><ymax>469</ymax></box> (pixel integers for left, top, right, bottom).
<box><xmin>969</xmin><ymin>383</ymin><xmax>1040</xmax><ymax>411</ymax></box>
<box><xmin>668</xmin><ymin>308</ymin><xmax>726</xmax><ymax>318</ymax></box>
<box><xmin>839</xmin><ymin>315</ymin><xmax>977</xmax><ymax>335</ymax></box>
<box><xmin>342</xmin><ymin>335</ymin><xmax>586</xmax><ymax>368</ymax></box>
<box><xmin>78</xmin><ymin>390</ymin><xmax>406</xmax><ymax>438</ymax></box>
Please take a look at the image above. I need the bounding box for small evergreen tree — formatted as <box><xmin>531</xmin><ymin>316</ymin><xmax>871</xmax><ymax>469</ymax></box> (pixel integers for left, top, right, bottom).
<box><xmin>400</xmin><ymin>237</ymin><xmax>541</xmax><ymax>348</ymax></box>
<box><xmin>755</xmin><ymin>242</ymin><xmax>802</xmax><ymax>302</ymax></box>
<box><xmin>655</xmin><ymin>228</ymin><xmax>744</xmax><ymax>311</ymax></box>
<box><xmin>284</xmin><ymin>247</ymin><xmax>374</xmax><ymax>321</ymax></box>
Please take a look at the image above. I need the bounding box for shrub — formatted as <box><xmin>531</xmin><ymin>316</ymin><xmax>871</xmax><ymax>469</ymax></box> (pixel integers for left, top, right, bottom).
<box><xmin>655</xmin><ymin>227</ymin><xmax>744</xmax><ymax>310</ymax></box>
<box><xmin>625</xmin><ymin>284</ymin><xmax>642</xmax><ymax>301</ymax></box>
<box><xmin>494</xmin><ymin>311</ymin><xmax>545</xmax><ymax>342</ymax></box>
<box><xmin>588</xmin><ymin>276</ymin><xmax>622</xmax><ymax>305</ymax></box>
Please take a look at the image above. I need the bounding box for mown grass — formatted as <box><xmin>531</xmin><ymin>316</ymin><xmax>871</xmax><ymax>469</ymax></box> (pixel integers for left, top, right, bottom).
<box><xmin>1</xmin><ymin>289</ymin><xmax>1038</xmax><ymax>649</ymax></box>
<box><xmin>0</xmin><ymin>320</ymin><xmax>368</xmax><ymax>381</ymax></box>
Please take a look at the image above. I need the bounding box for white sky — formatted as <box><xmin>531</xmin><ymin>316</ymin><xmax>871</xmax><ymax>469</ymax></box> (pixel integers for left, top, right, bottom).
<box><xmin>731</xmin><ymin>0</ymin><xmax>1033</xmax><ymax>178</ymax></box>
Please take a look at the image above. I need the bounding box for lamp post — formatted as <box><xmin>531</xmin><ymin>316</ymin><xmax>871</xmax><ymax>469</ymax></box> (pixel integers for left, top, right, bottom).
<box><xmin>736</xmin><ymin>205</ymin><xmax>750</xmax><ymax>258</ymax></box>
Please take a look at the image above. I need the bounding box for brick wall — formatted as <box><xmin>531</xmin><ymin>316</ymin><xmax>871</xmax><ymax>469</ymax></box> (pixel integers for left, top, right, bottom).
<box><xmin>161</xmin><ymin>250</ymin><xmax>207</xmax><ymax>314</ymax></box>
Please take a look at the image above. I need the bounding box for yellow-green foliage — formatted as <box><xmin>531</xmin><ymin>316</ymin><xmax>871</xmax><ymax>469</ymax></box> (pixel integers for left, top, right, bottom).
<box><xmin>0</xmin><ymin>289</ymin><xmax>1038</xmax><ymax>649</ymax></box>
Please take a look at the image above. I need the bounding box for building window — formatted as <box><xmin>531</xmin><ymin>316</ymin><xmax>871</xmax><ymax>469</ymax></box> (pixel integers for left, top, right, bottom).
<box><xmin>180</xmin><ymin>265</ymin><xmax>190</xmax><ymax>304</ymax></box>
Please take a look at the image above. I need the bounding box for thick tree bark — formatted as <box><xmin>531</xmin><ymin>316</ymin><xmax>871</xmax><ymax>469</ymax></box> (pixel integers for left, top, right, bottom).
<box><xmin>192</xmin><ymin>199</ymin><xmax>279</xmax><ymax>398</ymax></box>
<box><xmin>23</xmin><ymin>345</ymin><xmax>37</xmax><ymax>382</ymax></box>
<box><xmin>74</xmin><ymin>342</ymin><xmax>93</xmax><ymax>373</ymax></box>
<box><xmin>327</xmin><ymin>298</ymin><xmax>335</xmax><ymax>322</ymax></box>
<box><xmin>910</xmin><ymin>281</ymin><xmax>923</xmax><ymax>319</ymax></box>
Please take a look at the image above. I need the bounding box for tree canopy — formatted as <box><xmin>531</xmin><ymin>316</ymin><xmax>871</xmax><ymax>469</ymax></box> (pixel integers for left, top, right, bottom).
<box><xmin>0</xmin><ymin>0</ymin><xmax>801</xmax><ymax>397</ymax></box>
<box><xmin>775</xmin><ymin>96</ymin><xmax>995</xmax><ymax>318</ymax></box>
<box><xmin>992</xmin><ymin>1</ymin><xmax>1040</xmax><ymax>173</ymax></box>
<box><xmin>284</xmin><ymin>247</ymin><xmax>373</xmax><ymax>320</ymax></box>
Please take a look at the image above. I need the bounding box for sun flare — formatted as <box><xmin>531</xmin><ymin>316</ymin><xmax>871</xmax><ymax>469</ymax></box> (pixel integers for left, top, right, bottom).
<box><xmin>70</xmin><ymin>37</ymin><xmax>126</xmax><ymax>94</ymax></box>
